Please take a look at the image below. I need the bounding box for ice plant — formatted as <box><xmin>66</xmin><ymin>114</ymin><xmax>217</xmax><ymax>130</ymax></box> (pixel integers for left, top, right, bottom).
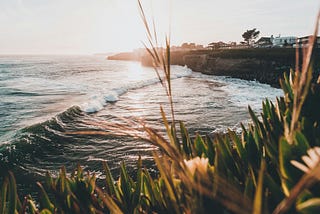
<box><xmin>274</xmin><ymin>147</ymin><xmax>320</xmax><ymax>214</ymax></box>
<box><xmin>291</xmin><ymin>147</ymin><xmax>320</xmax><ymax>173</ymax></box>
<box><xmin>184</xmin><ymin>157</ymin><xmax>209</xmax><ymax>176</ymax></box>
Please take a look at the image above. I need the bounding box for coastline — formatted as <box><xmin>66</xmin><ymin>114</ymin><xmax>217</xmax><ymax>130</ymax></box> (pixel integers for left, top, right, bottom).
<box><xmin>108</xmin><ymin>48</ymin><xmax>320</xmax><ymax>88</ymax></box>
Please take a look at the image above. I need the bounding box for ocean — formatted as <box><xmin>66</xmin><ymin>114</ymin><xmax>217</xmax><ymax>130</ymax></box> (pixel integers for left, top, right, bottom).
<box><xmin>0</xmin><ymin>55</ymin><xmax>282</xmax><ymax>193</ymax></box>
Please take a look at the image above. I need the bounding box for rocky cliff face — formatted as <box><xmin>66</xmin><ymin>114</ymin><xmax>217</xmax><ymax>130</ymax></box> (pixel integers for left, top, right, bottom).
<box><xmin>113</xmin><ymin>48</ymin><xmax>320</xmax><ymax>88</ymax></box>
<box><xmin>166</xmin><ymin>51</ymin><xmax>293</xmax><ymax>87</ymax></box>
<box><xmin>182</xmin><ymin>54</ymin><xmax>207</xmax><ymax>72</ymax></box>
<box><xmin>202</xmin><ymin>57</ymin><xmax>291</xmax><ymax>87</ymax></box>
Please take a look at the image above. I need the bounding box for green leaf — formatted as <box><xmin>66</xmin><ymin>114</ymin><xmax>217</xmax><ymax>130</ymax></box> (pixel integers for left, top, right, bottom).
<box><xmin>244</xmin><ymin>176</ymin><xmax>254</xmax><ymax>199</ymax></box>
<box><xmin>170</xmin><ymin>125</ymin><xmax>180</xmax><ymax>152</ymax></box>
<box><xmin>143</xmin><ymin>169</ymin><xmax>164</xmax><ymax>208</ymax></box>
<box><xmin>294</xmin><ymin>131</ymin><xmax>310</xmax><ymax>149</ymax></box>
<box><xmin>253</xmin><ymin>159</ymin><xmax>265</xmax><ymax>214</ymax></box>
<box><xmin>229</xmin><ymin>129</ymin><xmax>247</xmax><ymax>167</ymax></box>
<box><xmin>45</xmin><ymin>172</ymin><xmax>54</xmax><ymax>190</ymax></box>
<box><xmin>215</xmin><ymin>135</ymin><xmax>242</xmax><ymax>179</ymax></box>
<box><xmin>103</xmin><ymin>161</ymin><xmax>120</xmax><ymax>200</ymax></box>
<box><xmin>263</xmin><ymin>99</ymin><xmax>274</xmax><ymax>121</ymax></box>
<box><xmin>180</xmin><ymin>121</ymin><xmax>192</xmax><ymax>158</ymax></box>
<box><xmin>27</xmin><ymin>196</ymin><xmax>38</xmax><ymax>214</ymax></box>
<box><xmin>248</xmin><ymin>106</ymin><xmax>261</xmax><ymax>132</ymax></box>
<box><xmin>244</xmin><ymin>130</ymin><xmax>259</xmax><ymax>170</ymax></box>
<box><xmin>279</xmin><ymin>135</ymin><xmax>309</xmax><ymax>196</ymax></box>
<box><xmin>59</xmin><ymin>166</ymin><xmax>67</xmax><ymax>193</ymax></box>
<box><xmin>132</xmin><ymin>157</ymin><xmax>143</xmax><ymax>207</ymax></box>
<box><xmin>0</xmin><ymin>176</ymin><xmax>8</xmax><ymax>214</ymax></box>
<box><xmin>194</xmin><ymin>134</ymin><xmax>207</xmax><ymax>157</ymax></box>
<box><xmin>120</xmin><ymin>161</ymin><xmax>133</xmax><ymax>210</ymax></box>
<box><xmin>206</xmin><ymin>135</ymin><xmax>215</xmax><ymax>166</ymax></box>
<box><xmin>160</xmin><ymin>106</ymin><xmax>175</xmax><ymax>148</ymax></box>
<box><xmin>40</xmin><ymin>208</ymin><xmax>53</xmax><ymax>214</ymax></box>
<box><xmin>279</xmin><ymin>137</ymin><xmax>295</xmax><ymax>196</ymax></box>
<box><xmin>280</xmin><ymin>72</ymin><xmax>293</xmax><ymax>101</ymax></box>
<box><xmin>37</xmin><ymin>182</ymin><xmax>55</xmax><ymax>212</ymax></box>
<box><xmin>96</xmin><ymin>187</ymin><xmax>123</xmax><ymax>214</ymax></box>
<box><xmin>8</xmin><ymin>171</ymin><xmax>17</xmax><ymax>214</ymax></box>
<box><xmin>88</xmin><ymin>174</ymin><xmax>96</xmax><ymax>194</ymax></box>
<box><xmin>153</xmin><ymin>154</ymin><xmax>180</xmax><ymax>213</ymax></box>
<box><xmin>264</xmin><ymin>173</ymin><xmax>284</xmax><ymax>206</ymax></box>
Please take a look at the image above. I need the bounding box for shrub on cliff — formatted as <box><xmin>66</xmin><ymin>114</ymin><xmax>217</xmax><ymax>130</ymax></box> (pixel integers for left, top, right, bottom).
<box><xmin>242</xmin><ymin>28</ymin><xmax>260</xmax><ymax>46</ymax></box>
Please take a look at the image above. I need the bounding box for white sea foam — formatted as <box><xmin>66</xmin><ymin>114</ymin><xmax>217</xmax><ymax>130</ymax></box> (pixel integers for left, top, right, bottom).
<box><xmin>104</xmin><ymin>93</ymin><xmax>119</xmax><ymax>102</ymax></box>
<box><xmin>220</xmin><ymin>77</ymin><xmax>282</xmax><ymax>110</ymax></box>
<box><xmin>80</xmin><ymin>94</ymin><xmax>105</xmax><ymax>113</ymax></box>
<box><xmin>191</xmin><ymin>73</ymin><xmax>282</xmax><ymax>111</ymax></box>
<box><xmin>80</xmin><ymin>65</ymin><xmax>192</xmax><ymax>113</ymax></box>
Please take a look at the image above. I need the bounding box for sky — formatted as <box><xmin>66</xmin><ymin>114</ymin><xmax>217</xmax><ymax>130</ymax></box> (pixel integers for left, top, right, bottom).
<box><xmin>0</xmin><ymin>0</ymin><xmax>319</xmax><ymax>55</ymax></box>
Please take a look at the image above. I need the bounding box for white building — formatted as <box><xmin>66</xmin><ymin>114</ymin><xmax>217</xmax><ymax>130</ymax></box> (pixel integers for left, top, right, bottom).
<box><xmin>295</xmin><ymin>36</ymin><xmax>320</xmax><ymax>48</ymax></box>
<box><xmin>272</xmin><ymin>36</ymin><xmax>297</xmax><ymax>47</ymax></box>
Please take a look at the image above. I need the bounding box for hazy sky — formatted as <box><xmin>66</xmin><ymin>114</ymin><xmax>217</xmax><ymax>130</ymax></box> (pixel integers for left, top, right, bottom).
<box><xmin>0</xmin><ymin>0</ymin><xmax>319</xmax><ymax>54</ymax></box>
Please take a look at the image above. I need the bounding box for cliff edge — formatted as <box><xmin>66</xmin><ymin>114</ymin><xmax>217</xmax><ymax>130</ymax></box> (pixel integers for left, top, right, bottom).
<box><xmin>109</xmin><ymin>48</ymin><xmax>320</xmax><ymax>88</ymax></box>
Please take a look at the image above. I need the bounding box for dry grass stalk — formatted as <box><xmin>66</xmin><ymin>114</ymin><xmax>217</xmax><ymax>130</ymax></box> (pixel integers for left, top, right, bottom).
<box><xmin>138</xmin><ymin>0</ymin><xmax>176</xmax><ymax>132</ymax></box>
<box><xmin>288</xmin><ymin>11</ymin><xmax>320</xmax><ymax>144</ymax></box>
<box><xmin>273</xmin><ymin>11</ymin><xmax>320</xmax><ymax>214</ymax></box>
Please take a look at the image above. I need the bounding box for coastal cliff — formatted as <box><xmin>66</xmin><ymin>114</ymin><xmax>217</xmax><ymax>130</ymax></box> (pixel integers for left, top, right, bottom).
<box><xmin>108</xmin><ymin>48</ymin><xmax>320</xmax><ymax>87</ymax></box>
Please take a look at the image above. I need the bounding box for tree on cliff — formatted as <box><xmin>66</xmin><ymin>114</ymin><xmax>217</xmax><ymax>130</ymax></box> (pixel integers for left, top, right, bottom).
<box><xmin>242</xmin><ymin>28</ymin><xmax>260</xmax><ymax>46</ymax></box>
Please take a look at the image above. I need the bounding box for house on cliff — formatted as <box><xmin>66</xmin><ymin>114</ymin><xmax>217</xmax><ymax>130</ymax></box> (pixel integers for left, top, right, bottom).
<box><xmin>255</xmin><ymin>35</ymin><xmax>320</xmax><ymax>48</ymax></box>
<box><xmin>272</xmin><ymin>36</ymin><xmax>297</xmax><ymax>47</ymax></box>
<box><xmin>255</xmin><ymin>37</ymin><xmax>272</xmax><ymax>48</ymax></box>
<box><xmin>208</xmin><ymin>41</ymin><xmax>237</xmax><ymax>50</ymax></box>
<box><xmin>296</xmin><ymin>36</ymin><xmax>320</xmax><ymax>48</ymax></box>
<box><xmin>172</xmin><ymin>43</ymin><xmax>204</xmax><ymax>51</ymax></box>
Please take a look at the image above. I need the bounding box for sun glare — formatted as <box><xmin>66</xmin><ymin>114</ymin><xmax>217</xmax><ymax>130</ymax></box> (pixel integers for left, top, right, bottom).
<box><xmin>127</xmin><ymin>62</ymin><xmax>145</xmax><ymax>81</ymax></box>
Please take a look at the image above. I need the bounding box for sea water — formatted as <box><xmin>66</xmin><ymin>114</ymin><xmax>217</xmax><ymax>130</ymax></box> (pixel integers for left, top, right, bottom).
<box><xmin>0</xmin><ymin>55</ymin><xmax>282</xmax><ymax>193</ymax></box>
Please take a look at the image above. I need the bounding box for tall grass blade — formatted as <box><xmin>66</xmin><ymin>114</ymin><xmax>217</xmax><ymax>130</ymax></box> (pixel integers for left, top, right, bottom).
<box><xmin>0</xmin><ymin>176</ymin><xmax>8</xmax><ymax>214</ymax></box>
<box><xmin>153</xmin><ymin>153</ymin><xmax>180</xmax><ymax>213</ymax></box>
<box><xmin>289</xmin><ymin>11</ymin><xmax>320</xmax><ymax>143</ymax></box>
<box><xmin>27</xmin><ymin>196</ymin><xmax>38</xmax><ymax>214</ymax></box>
<box><xmin>296</xmin><ymin>198</ymin><xmax>320</xmax><ymax>213</ymax></box>
<box><xmin>253</xmin><ymin>159</ymin><xmax>266</xmax><ymax>214</ymax></box>
<box><xmin>96</xmin><ymin>187</ymin><xmax>123</xmax><ymax>214</ymax></box>
<box><xmin>102</xmin><ymin>162</ymin><xmax>119</xmax><ymax>198</ymax></box>
<box><xmin>119</xmin><ymin>162</ymin><xmax>133</xmax><ymax>211</ymax></box>
<box><xmin>8</xmin><ymin>171</ymin><xmax>18</xmax><ymax>214</ymax></box>
<box><xmin>37</xmin><ymin>182</ymin><xmax>55</xmax><ymax>212</ymax></box>
<box><xmin>180</xmin><ymin>121</ymin><xmax>192</xmax><ymax>157</ymax></box>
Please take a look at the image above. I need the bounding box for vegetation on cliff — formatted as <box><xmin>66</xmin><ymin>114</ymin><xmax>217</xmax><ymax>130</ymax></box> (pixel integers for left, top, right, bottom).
<box><xmin>242</xmin><ymin>28</ymin><xmax>260</xmax><ymax>45</ymax></box>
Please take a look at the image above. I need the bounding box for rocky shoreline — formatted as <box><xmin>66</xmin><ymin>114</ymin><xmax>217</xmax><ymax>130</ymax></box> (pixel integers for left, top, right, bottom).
<box><xmin>108</xmin><ymin>48</ymin><xmax>320</xmax><ymax>88</ymax></box>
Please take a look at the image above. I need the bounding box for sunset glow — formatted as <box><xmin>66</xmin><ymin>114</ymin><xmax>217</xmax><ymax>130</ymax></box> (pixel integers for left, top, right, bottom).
<box><xmin>0</xmin><ymin>0</ymin><xmax>319</xmax><ymax>54</ymax></box>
